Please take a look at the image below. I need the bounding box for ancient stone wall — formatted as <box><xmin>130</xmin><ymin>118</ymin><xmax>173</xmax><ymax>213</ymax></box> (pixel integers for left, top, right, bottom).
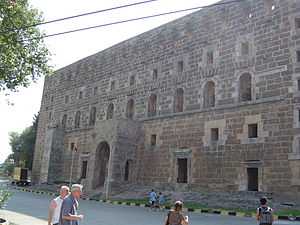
<box><xmin>32</xmin><ymin>0</ymin><xmax>300</xmax><ymax>197</ymax></box>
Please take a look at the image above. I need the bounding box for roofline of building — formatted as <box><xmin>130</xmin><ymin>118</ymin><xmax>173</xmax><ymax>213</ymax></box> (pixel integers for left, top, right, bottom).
<box><xmin>53</xmin><ymin>0</ymin><xmax>235</xmax><ymax>74</ymax></box>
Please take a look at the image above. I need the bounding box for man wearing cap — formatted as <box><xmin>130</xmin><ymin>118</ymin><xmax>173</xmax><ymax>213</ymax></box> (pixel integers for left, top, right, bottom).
<box><xmin>59</xmin><ymin>184</ymin><xmax>84</xmax><ymax>225</ymax></box>
<box><xmin>48</xmin><ymin>185</ymin><xmax>70</xmax><ymax>225</ymax></box>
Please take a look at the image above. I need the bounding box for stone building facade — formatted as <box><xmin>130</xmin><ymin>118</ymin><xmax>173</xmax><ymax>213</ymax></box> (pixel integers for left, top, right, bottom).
<box><xmin>32</xmin><ymin>0</ymin><xmax>300</xmax><ymax>198</ymax></box>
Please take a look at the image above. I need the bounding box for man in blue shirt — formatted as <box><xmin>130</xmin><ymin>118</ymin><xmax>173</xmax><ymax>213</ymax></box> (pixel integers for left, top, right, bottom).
<box><xmin>149</xmin><ymin>189</ymin><xmax>157</xmax><ymax>209</ymax></box>
<box><xmin>59</xmin><ymin>184</ymin><xmax>84</xmax><ymax>225</ymax></box>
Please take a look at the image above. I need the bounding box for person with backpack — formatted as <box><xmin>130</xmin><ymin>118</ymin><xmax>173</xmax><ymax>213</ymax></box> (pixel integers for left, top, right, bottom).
<box><xmin>164</xmin><ymin>201</ymin><xmax>189</xmax><ymax>225</ymax></box>
<box><xmin>256</xmin><ymin>197</ymin><xmax>274</xmax><ymax>225</ymax></box>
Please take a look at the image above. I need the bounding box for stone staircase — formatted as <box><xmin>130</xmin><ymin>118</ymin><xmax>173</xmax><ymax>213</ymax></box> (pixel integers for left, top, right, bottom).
<box><xmin>108</xmin><ymin>185</ymin><xmax>300</xmax><ymax>211</ymax></box>
<box><xmin>180</xmin><ymin>191</ymin><xmax>272</xmax><ymax>210</ymax></box>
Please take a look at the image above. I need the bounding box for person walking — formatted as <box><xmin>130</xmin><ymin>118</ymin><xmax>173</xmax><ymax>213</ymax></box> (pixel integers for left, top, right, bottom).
<box><xmin>149</xmin><ymin>189</ymin><xmax>157</xmax><ymax>210</ymax></box>
<box><xmin>158</xmin><ymin>192</ymin><xmax>166</xmax><ymax>210</ymax></box>
<box><xmin>59</xmin><ymin>184</ymin><xmax>84</xmax><ymax>225</ymax></box>
<box><xmin>256</xmin><ymin>196</ymin><xmax>274</xmax><ymax>225</ymax></box>
<box><xmin>48</xmin><ymin>186</ymin><xmax>70</xmax><ymax>225</ymax></box>
<box><xmin>164</xmin><ymin>201</ymin><xmax>189</xmax><ymax>225</ymax></box>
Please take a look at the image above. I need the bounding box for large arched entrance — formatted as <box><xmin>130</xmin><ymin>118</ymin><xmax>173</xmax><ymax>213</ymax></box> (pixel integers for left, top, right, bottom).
<box><xmin>93</xmin><ymin>141</ymin><xmax>110</xmax><ymax>189</ymax></box>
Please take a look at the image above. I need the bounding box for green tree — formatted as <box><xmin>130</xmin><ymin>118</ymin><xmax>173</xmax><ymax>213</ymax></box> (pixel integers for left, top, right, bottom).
<box><xmin>1</xmin><ymin>154</ymin><xmax>14</xmax><ymax>176</ymax></box>
<box><xmin>8</xmin><ymin>131</ymin><xmax>21</xmax><ymax>166</ymax></box>
<box><xmin>8</xmin><ymin>113</ymin><xmax>39</xmax><ymax>170</ymax></box>
<box><xmin>0</xmin><ymin>0</ymin><xmax>51</xmax><ymax>92</ymax></box>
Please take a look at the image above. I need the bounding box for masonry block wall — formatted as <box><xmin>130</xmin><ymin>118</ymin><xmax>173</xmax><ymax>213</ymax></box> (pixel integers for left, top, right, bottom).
<box><xmin>32</xmin><ymin>0</ymin><xmax>300</xmax><ymax>197</ymax></box>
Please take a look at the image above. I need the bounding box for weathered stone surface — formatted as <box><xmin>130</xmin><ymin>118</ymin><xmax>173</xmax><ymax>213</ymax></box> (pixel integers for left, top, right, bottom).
<box><xmin>32</xmin><ymin>0</ymin><xmax>300</xmax><ymax>198</ymax></box>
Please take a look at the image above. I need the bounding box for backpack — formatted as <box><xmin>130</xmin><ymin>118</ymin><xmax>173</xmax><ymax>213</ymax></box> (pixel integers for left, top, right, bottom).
<box><xmin>258</xmin><ymin>206</ymin><xmax>273</xmax><ymax>224</ymax></box>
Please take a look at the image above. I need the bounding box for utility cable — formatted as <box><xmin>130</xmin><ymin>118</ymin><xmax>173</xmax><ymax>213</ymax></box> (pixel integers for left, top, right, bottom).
<box><xmin>2</xmin><ymin>0</ymin><xmax>159</xmax><ymax>33</ymax></box>
<box><xmin>31</xmin><ymin>0</ymin><xmax>247</xmax><ymax>40</ymax></box>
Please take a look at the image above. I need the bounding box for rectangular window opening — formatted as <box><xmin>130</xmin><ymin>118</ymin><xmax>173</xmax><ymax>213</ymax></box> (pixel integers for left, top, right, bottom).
<box><xmin>81</xmin><ymin>161</ymin><xmax>88</xmax><ymax>179</ymax></box>
<box><xmin>211</xmin><ymin>128</ymin><xmax>219</xmax><ymax>142</ymax></box>
<box><xmin>248</xmin><ymin>124</ymin><xmax>258</xmax><ymax>138</ymax></box>
<box><xmin>79</xmin><ymin>91</ymin><xmax>83</xmax><ymax>99</ymax></box>
<box><xmin>297</xmin><ymin>79</ymin><xmax>300</xmax><ymax>91</ymax></box>
<box><xmin>150</xmin><ymin>134</ymin><xmax>157</xmax><ymax>147</ymax></box>
<box><xmin>247</xmin><ymin>168</ymin><xmax>258</xmax><ymax>191</ymax></box>
<box><xmin>177</xmin><ymin>158</ymin><xmax>188</xmax><ymax>183</ymax></box>
<box><xmin>295</xmin><ymin>18</ymin><xmax>300</xmax><ymax>29</ymax></box>
<box><xmin>153</xmin><ymin>69</ymin><xmax>158</xmax><ymax>80</ymax></box>
<box><xmin>178</xmin><ymin>61</ymin><xmax>184</xmax><ymax>73</ymax></box>
<box><xmin>207</xmin><ymin>51</ymin><xmax>214</xmax><ymax>65</ymax></box>
<box><xmin>94</xmin><ymin>87</ymin><xmax>98</xmax><ymax>96</ymax></box>
<box><xmin>130</xmin><ymin>75</ymin><xmax>135</xmax><ymax>86</ymax></box>
<box><xmin>111</xmin><ymin>81</ymin><xmax>116</xmax><ymax>91</ymax></box>
<box><xmin>297</xmin><ymin>50</ymin><xmax>300</xmax><ymax>63</ymax></box>
<box><xmin>65</xmin><ymin>95</ymin><xmax>69</xmax><ymax>104</ymax></box>
<box><xmin>241</xmin><ymin>42</ymin><xmax>250</xmax><ymax>56</ymax></box>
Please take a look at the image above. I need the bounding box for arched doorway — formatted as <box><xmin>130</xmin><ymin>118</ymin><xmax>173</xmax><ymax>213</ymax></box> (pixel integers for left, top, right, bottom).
<box><xmin>94</xmin><ymin>141</ymin><xmax>110</xmax><ymax>188</ymax></box>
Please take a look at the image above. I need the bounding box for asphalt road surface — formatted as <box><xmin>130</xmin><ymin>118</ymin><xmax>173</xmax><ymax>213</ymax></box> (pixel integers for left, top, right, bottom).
<box><xmin>2</xmin><ymin>189</ymin><xmax>300</xmax><ymax>225</ymax></box>
<box><xmin>0</xmin><ymin>176</ymin><xmax>298</xmax><ymax>225</ymax></box>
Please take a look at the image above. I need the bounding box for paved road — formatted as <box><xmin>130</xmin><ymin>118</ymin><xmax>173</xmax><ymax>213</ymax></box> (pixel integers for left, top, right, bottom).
<box><xmin>2</xmin><ymin>189</ymin><xmax>300</xmax><ymax>225</ymax></box>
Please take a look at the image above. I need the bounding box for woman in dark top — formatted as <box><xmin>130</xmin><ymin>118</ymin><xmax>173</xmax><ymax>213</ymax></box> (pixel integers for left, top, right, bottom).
<box><xmin>164</xmin><ymin>201</ymin><xmax>189</xmax><ymax>225</ymax></box>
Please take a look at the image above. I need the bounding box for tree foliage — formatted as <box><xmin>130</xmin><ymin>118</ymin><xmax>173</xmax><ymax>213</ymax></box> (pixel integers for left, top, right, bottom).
<box><xmin>0</xmin><ymin>0</ymin><xmax>51</xmax><ymax>92</ymax></box>
<box><xmin>0</xmin><ymin>154</ymin><xmax>14</xmax><ymax>176</ymax></box>
<box><xmin>8</xmin><ymin>113</ymin><xmax>39</xmax><ymax>170</ymax></box>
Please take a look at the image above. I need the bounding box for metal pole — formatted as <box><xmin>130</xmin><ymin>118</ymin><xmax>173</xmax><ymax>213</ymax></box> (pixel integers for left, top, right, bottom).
<box><xmin>69</xmin><ymin>149</ymin><xmax>75</xmax><ymax>187</ymax></box>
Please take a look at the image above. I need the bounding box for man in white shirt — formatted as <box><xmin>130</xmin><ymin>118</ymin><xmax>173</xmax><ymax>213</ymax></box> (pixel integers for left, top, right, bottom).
<box><xmin>48</xmin><ymin>186</ymin><xmax>70</xmax><ymax>225</ymax></box>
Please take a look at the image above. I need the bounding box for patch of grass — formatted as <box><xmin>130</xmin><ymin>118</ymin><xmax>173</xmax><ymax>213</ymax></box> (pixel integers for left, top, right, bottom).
<box><xmin>112</xmin><ymin>198</ymin><xmax>149</xmax><ymax>205</ymax></box>
<box><xmin>183</xmin><ymin>202</ymin><xmax>256</xmax><ymax>215</ymax></box>
<box><xmin>275</xmin><ymin>209</ymin><xmax>300</xmax><ymax>217</ymax></box>
<box><xmin>107</xmin><ymin>198</ymin><xmax>300</xmax><ymax>217</ymax></box>
<box><xmin>229</xmin><ymin>208</ymin><xmax>255</xmax><ymax>215</ymax></box>
<box><xmin>183</xmin><ymin>202</ymin><xmax>209</xmax><ymax>210</ymax></box>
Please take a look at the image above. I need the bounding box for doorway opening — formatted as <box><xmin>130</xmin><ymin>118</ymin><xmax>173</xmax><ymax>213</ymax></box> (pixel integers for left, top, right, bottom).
<box><xmin>247</xmin><ymin>168</ymin><xmax>258</xmax><ymax>191</ymax></box>
<box><xmin>177</xmin><ymin>158</ymin><xmax>188</xmax><ymax>183</ymax></box>
<box><xmin>93</xmin><ymin>141</ymin><xmax>110</xmax><ymax>188</ymax></box>
<box><xmin>81</xmin><ymin>161</ymin><xmax>87</xmax><ymax>179</ymax></box>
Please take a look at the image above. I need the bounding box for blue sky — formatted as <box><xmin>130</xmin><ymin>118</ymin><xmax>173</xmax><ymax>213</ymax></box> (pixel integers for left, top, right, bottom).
<box><xmin>0</xmin><ymin>0</ymin><xmax>219</xmax><ymax>163</ymax></box>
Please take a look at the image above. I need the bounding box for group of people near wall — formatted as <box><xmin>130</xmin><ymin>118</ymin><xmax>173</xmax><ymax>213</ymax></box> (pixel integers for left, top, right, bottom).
<box><xmin>48</xmin><ymin>185</ymin><xmax>274</xmax><ymax>225</ymax></box>
<box><xmin>148</xmin><ymin>189</ymin><xmax>166</xmax><ymax>210</ymax></box>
